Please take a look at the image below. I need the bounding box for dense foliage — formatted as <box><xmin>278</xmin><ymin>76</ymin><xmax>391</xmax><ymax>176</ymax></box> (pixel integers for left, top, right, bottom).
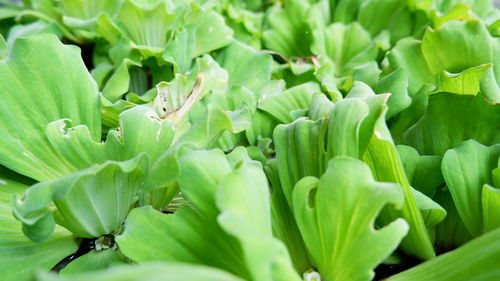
<box><xmin>0</xmin><ymin>0</ymin><xmax>499</xmax><ymax>280</ymax></box>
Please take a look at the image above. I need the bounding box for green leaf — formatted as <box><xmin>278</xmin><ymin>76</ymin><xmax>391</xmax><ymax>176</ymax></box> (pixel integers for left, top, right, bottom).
<box><xmin>434</xmin><ymin>188</ymin><xmax>472</xmax><ymax>251</ymax></box>
<box><xmin>163</xmin><ymin>25</ymin><xmax>196</xmax><ymax>73</ymax></box>
<box><xmin>421</xmin><ymin>21</ymin><xmax>495</xmax><ymax>77</ymax></box>
<box><xmin>97</xmin><ymin>0</ymin><xmax>176</xmax><ymax>57</ymax></box>
<box><xmin>397</xmin><ymin>145</ymin><xmax>444</xmax><ymax>197</ymax></box>
<box><xmin>102</xmin><ymin>58</ymin><xmax>142</xmax><ymax>103</ymax></box>
<box><xmin>38</xmin><ymin>262</ymin><xmax>245</xmax><ymax>281</ymax></box>
<box><xmin>60</xmin><ymin>249</ymin><xmax>128</xmax><ymax>275</ymax></box>
<box><xmin>0</xmin><ymin>7</ymin><xmax>19</xmax><ymax>20</ymax></box>
<box><xmin>117</xmin><ymin>148</ymin><xmax>301</xmax><ymax>281</ymax></box>
<box><xmin>0</xmin><ymin>33</ymin><xmax>6</xmax><ymax>58</ymax></box>
<box><xmin>0</xmin><ymin>34</ymin><xmax>101</xmax><ymax>182</ymax></box>
<box><xmin>412</xmin><ymin>188</ymin><xmax>447</xmax><ymax>240</ymax></box>
<box><xmin>0</xmin><ymin>167</ymin><xmax>31</xmax><ymax>203</ymax></box>
<box><xmin>362</xmin><ymin>126</ymin><xmax>436</xmax><ymax>259</ymax></box>
<box><xmin>433</xmin><ymin>0</ymin><xmax>492</xmax><ymax>21</ymax></box>
<box><xmin>209</xmin><ymin>86</ymin><xmax>256</xmax><ymax>151</ymax></box>
<box><xmin>441</xmin><ymin>140</ymin><xmax>500</xmax><ymax>236</ymax></box>
<box><xmin>265</xmin><ymin>159</ymin><xmax>312</xmax><ymax>273</ymax></box>
<box><xmin>224</xmin><ymin>4</ymin><xmax>263</xmax><ymax>49</ymax></box>
<box><xmin>349</xmin><ymin>86</ymin><xmax>437</xmax><ymax>259</ymax></box>
<box><xmin>429</xmin><ymin>64</ymin><xmax>492</xmax><ymax>96</ymax></box>
<box><xmin>58</xmin><ymin>0</ymin><xmax>123</xmax><ymax>40</ymax></box>
<box><xmin>217</xmin><ymin>41</ymin><xmax>273</xmax><ymax>94</ymax></box>
<box><xmin>118</xmin><ymin>106</ymin><xmax>175</xmax><ymax>163</ymax></box>
<box><xmin>352</xmin><ymin>61</ymin><xmax>381</xmax><ymax>88</ymax></box>
<box><xmin>375</xmin><ymin>68</ymin><xmax>412</xmax><ymax>119</ymax></box>
<box><xmin>0</xmin><ymin>176</ymin><xmax>77</xmax><ymax>281</ymax></box>
<box><xmin>403</xmin><ymin>91</ymin><xmax>500</xmax><ymax>156</ymax></box>
<box><xmin>59</xmin><ymin>0</ymin><xmax>121</xmax><ymax>20</ymax></box>
<box><xmin>258</xmin><ymin>82</ymin><xmax>319</xmax><ymax>123</ymax></box>
<box><xmin>312</xmin><ymin>22</ymin><xmax>379</xmax><ymax>77</ymax></box>
<box><xmin>11</xmin><ymin>100</ymin><xmax>179</xmax><ymax>231</ymax></box>
<box><xmin>184</xmin><ymin>3</ymin><xmax>233</xmax><ymax>57</ymax></box>
<box><xmin>293</xmin><ymin>157</ymin><xmax>408</xmax><ymax>281</ymax></box>
<box><xmin>216</xmin><ymin>156</ymin><xmax>299</xmax><ymax>281</ymax></box>
<box><xmin>262</xmin><ymin>0</ymin><xmax>313</xmax><ymax>58</ymax></box>
<box><xmin>13</xmin><ymin>154</ymin><xmax>149</xmax><ymax>241</ymax></box>
<box><xmin>163</xmin><ymin>5</ymin><xmax>233</xmax><ymax>73</ymax></box>
<box><xmin>432</xmin><ymin>3</ymin><xmax>477</xmax><ymax>28</ymax></box>
<box><xmin>387</xmin><ymin>38</ymin><xmax>435</xmax><ymax>96</ymax></box>
<box><xmin>273</xmin><ymin>117</ymin><xmax>327</xmax><ymax>207</ymax></box>
<box><xmin>482</xmin><ymin>184</ymin><xmax>500</xmax><ymax>232</ymax></box>
<box><xmin>5</xmin><ymin>21</ymin><xmax>62</xmax><ymax>46</ymax></box>
<box><xmin>273</xmin><ymin>85</ymin><xmax>436</xmax><ymax>259</ymax></box>
<box><xmin>388</xmin><ymin>227</ymin><xmax>500</xmax><ymax>281</ymax></box>
<box><xmin>357</xmin><ymin>0</ymin><xmax>416</xmax><ymax>43</ymax></box>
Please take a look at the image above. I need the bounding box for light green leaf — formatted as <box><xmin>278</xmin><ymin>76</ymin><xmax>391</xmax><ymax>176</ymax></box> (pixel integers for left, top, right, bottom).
<box><xmin>216</xmin><ymin>157</ymin><xmax>299</xmax><ymax>281</ymax></box>
<box><xmin>119</xmin><ymin>106</ymin><xmax>175</xmax><ymax>162</ymax></box>
<box><xmin>312</xmin><ymin>22</ymin><xmax>379</xmax><ymax>77</ymax></box>
<box><xmin>0</xmin><ymin>33</ymin><xmax>6</xmax><ymax>58</ymax></box>
<box><xmin>101</xmin><ymin>0</ymin><xmax>176</xmax><ymax>57</ymax></box>
<box><xmin>421</xmin><ymin>21</ymin><xmax>495</xmax><ymax>77</ymax></box>
<box><xmin>162</xmin><ymin>5</ymin><xmax>233</xmax><ymax>73</ymax></box>
<box><xmin>363</xmin><ymin>135</ymin><xmax>436</xmax><ymax>259</ymax></box>
<box><xmin>163</xmin><ymin>25</ymin><xmax>196</xmax><ymax>73</ymax></box>
<box><xmin>352</xmin><ymin>61</ymin><xmax>381</xmax><ymax>88</ymax></box>
<box><xmin>433</xmin><ymin>0</ymin><xmax>492</xmax><ymax>20</ymax></box>
<box><xmin>0</xmin><ymin>34</ymin><xmax>100</xmax><ymax>182</ymax></box>
<box><xmin>308</xmin><ymin>93</ymin><xmax>335</xmax><ymax>120</ymax></box>
<box><xmin>217</xmin><ymin>41</ymin><xmax>273</xmax><ymax>94</ymax></box>
<box><xmin>117</xmin><ymin>148</ymin><xmax>301</xmax><ymax>281</ymax></box>
<box><xmin>5</xmin><ymin>21</ymin><xmax>62</xmax><ymax>46</ymax></box>
<box><xmin>397</xmin><ymin>145</ymin><xmax>444</xmax><ymax>197</ymax></box>
<box><xmin>0</xmin><ymin>176</ymin><xmax>77</xmax><ymax>281</ymax></box>
<box><xmin>387</xmin><ymin>38</ymin><xmax>434</xmax><ymax>96</ymax></box>
<box><xmin>265</xmin><ymin>159</ymin><xmax>312</xmax><ymax>273</ymax></box>
<box><xmin>209</xmin><ymin>86</ymin><xmax>256</xmax><ymax>151</ymax></box>
<box><xmin>434</xmin><ymin>188</ymin><xmax>473</xmax><ymax>251</ymax></box>
<box><xmin>60</xmin><ymin>249</ymin><xmax>128</xmax><ymax>275</ymax></box>
<box><xmin>357</xmin><ymin>0</ymin><xmax>416</xmax><ymax>43</ymax></box>
<box><xmin>403</xmin><ymin>91</ymin><xmax>500</xmax><ymax>156</ymax></box>
<box><xmin>429</xmin><ymin>64</ymin><xmax>491</xmax><ymax>96</ymax></box>
<box><xmin>442</xmin><ymin>140</ymin><xmax>500</xmax><ymax>236</ymax></box>
<box><xmin>258</xmin><ymin>82</ymin><xmax>319</xmax><ymax>123</ymax></box>
<box><xmin>224</xmin><ymin>4</ymin><xmax>263</xmax><ymax>48</ymax></box>
<box><xmin>59</xmin><ymin>0</ymin><xmax>122</xmax><ymax>20</ymax></box>
<box><xmin>185</xmin><ymin>3</ymin><xmax>233</xmax><ymax>57</ymax></box>
<box><xmin>375</xmin><ymin>68</ymin><xmax>412</xmax><ymax>119</ymax></box>
<box><xmin>412</xmin><ymin>188</ymin><xmax>447</xmax><ymax>239</ymax></box>
<box><xmin>38</xmin><ymin>262</ymin><xmax>245</xmax><ymax>281</ymax></box>
<box><xmin>0</xmin><ymin>6</ymin><xmax>19</xmax><ymax>20</ymax></box>
<box><xmin>273</xmin><ymin>85</ymin><xmax>436</xmax><ymax>259</ymax></box>
<box><xmin>432</xmin><ymin>3</ymin><xmax>477</xmax><ymax>28</ymax></box>
<box><xmin>245</xmin><ymin>110</ymin><xmax>280</xmax><ymax>146</ymax></box>
<box><xmin>388</xmin><ymin>227</ymin><xmax>500</xmax><ymax>281</ymax></box>
<box><xmin>13</xmin><ymin>154</ymin><xmax>149</xmax><ymax>241</ymax></box>
<box><xmin>388</xmin><ymin>22</ymin><xmax>500</xmax><ymax>151</ymax></box>
<box><xmin>363</xmin><ymin>120</ymin><xmax>436</xmax><ymax>259</ymax></box>
<box><xmin>482</xmin><ymin>184</ymin><xmax>500</xmax><ymax>232</ymax></box>
<box><xmin>273</xmin><ymin>117</ymin><xmax>327</xmax><ymax>206</ymax></box>
<box><xmin>102</xmin><ymin>58</ymin><xmax>142</xmax><ymax>103</ymax></box>
<box><xmin>59</xmin><ymin>0</ymin><xmax>123</xmax><ymax>40</ymax></box>
<box><xmin>293</xmin><ymin>157</ymin><xmax>408</xmax><ymax>281</ymax></box>
<box><xmin>262</xmin><ymin>0</ymin><xmax>313</xmax><ymax>58</ymax></box>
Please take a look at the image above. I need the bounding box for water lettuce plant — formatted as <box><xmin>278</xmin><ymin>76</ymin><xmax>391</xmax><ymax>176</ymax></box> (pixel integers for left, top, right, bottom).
<box><xmin>0</xmin><ymin>0</ymin><xmax>499</xmax><ymax>280</ymax></box>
